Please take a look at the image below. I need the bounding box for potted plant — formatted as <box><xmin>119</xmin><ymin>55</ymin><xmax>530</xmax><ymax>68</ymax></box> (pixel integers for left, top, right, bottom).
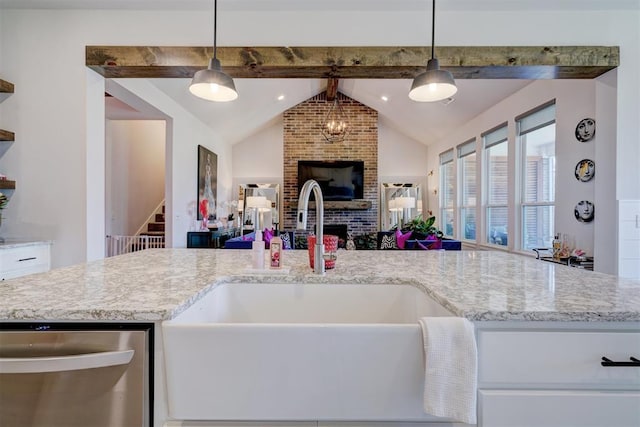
<box><xmin>397</xmin><ymin>214</ymin><xmax>444</xmax><ymax>240</ymax></box>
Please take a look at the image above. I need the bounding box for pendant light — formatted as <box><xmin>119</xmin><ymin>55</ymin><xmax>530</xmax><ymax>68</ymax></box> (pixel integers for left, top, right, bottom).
<box><xmin>408</xmin><ymin>0</ymin><xmax>457</xmax><ymax>102</ymax></box>
<box><xmin>189</xmin><ymin>0</ymin><xmax>238</xmax><ymax>102</ymax></box>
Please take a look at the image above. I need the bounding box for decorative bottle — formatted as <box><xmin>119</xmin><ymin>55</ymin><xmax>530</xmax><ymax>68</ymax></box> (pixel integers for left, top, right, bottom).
<box><xmin>269</xmin><ymin>236</ymin><xmax>283</xmax><ymax>269</ymax></box>
<box><xmin>252</xmin><ymin>230</ymin><xmax>265</xmax><ymax>269</ymax></box>
<box><xmin>552</xmin><ymin>234</ymin><xmax>561</xmax><ymax>259</ymax></box>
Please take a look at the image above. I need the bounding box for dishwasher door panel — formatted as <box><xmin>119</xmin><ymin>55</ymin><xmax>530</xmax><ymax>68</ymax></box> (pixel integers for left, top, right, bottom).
<box><xmin>0</xmin><ymin>326</ymin><xmax>151</xmax><ymax>427</ymax></box>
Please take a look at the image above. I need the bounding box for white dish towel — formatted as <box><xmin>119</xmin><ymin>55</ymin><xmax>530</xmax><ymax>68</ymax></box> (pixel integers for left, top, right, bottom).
<box><xmin>418</xmin><ymin>317</ymin><xmax>478</xmax><ymax>425</ymax></box>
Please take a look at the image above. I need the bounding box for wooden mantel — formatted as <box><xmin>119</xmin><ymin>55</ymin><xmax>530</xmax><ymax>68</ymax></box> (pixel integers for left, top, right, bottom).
<box><xmin>86</xmin><ymin>45</ymin><xmax>618</xmax><ymax>80</ymax></box>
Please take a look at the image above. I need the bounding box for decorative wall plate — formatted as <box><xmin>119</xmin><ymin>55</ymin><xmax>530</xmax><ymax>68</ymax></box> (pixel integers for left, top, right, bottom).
<box><xmin>574</xmin><ymin>200</ymin><xmax>594</xmax><ymax>223</ymax></box>
<box><xmin>575</xmin><ymin>118</ymin><xmax>595</xmax><ymax>142</ymax></box>
<box><xmin>574</xmin><ymin>159</ymin><xmax>595</xmax><ymax>182</ymax></box>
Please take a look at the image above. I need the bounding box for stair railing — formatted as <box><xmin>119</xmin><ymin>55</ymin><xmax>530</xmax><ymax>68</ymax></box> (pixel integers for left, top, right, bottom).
<box><xmin>134</xmin><ymin>199</ymin><xmax>166</xmax><ymax>237</ymax></box>
<box><xmin>105</xmin><ymin>235</ymin><xmax>165</xmax><ymax>257</ymax></box>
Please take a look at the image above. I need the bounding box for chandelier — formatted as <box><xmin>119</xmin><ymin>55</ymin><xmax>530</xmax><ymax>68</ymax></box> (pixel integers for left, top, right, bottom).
<box><xmin>321</xmin><ymin>96</ymin><xmax>349</xmax><ymax>143</ymax></box>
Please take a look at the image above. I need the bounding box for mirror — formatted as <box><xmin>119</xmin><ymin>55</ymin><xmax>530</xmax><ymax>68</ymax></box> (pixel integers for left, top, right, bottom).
<box><xmin>239</xmin><ymin>183</ymin><xmax>280</xmax><ymax>235</ymax></box>
<box><xmin>380</xmin><ymin>183</ymin><xmax>423</xmax><ymax>230</ymax></box>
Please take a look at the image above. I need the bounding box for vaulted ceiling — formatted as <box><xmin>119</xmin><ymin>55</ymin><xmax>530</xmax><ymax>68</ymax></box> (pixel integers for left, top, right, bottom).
<box><xmin>46</xmin><ymin>0</ymin><xmax>623</xmax><ymax>147</ymax></box>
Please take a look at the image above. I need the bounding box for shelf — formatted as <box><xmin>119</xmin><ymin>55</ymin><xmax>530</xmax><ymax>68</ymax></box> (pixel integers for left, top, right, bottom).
<box><xmin>0</xmin><ymin>79</ymin><xmax>14</xmax><ymax>94</ymax></box>
<box><xmin>0</xmin><ymin>79</ymin><xmax>14</xmax><ymax>102</ymax></box>
<box><xmin>0</xmin><ymin>129</ymin><xmax>15</xmax><ymax>142</ymax></box>
<box><xmin>0</xmin><ymin>180</ymin><xmax>16</xmax><ymax>190</ymax></box>
<box><xmin>309</xmin><ymin>200</ymin><xmax>372</xmax><ymax>210</ymax></box>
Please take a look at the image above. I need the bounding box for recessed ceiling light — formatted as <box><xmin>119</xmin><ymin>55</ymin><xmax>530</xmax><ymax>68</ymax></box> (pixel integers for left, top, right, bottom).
<box><xmin>277</xmin><ymin>94</ymin><xmax>285</xmax><ymax>101</ymax></box>
<box><xmin>381</xmin><ymin>95</ymin><xmax>389</xmax><ymax>102</ymax></box>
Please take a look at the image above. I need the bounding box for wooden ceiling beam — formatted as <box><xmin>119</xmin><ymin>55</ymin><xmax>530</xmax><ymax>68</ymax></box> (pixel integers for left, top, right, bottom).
<box><xmin>326</xmin><ymin>77</ymin><xmax>339</xmax><ymax>101</ymax></box>
<box><xmin>86</xmin><ymin>45</ymin><xmax>619</xmax><ymax>80</ymax></box>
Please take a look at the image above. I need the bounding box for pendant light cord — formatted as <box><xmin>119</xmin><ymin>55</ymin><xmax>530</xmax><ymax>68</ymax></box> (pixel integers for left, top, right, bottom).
<box><xmin>213</xmin><ymin>0</ymin><xmax>218</xmax><ymax>60</ymax></box>
<box><xmin>431</xmin><ymin>0</ymin><xmax>436</xmax><ymax>60</ymax></box>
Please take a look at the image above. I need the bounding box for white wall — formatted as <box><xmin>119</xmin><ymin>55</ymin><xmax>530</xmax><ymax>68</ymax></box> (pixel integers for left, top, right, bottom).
<box><xmin>595</xmin><ymin>71</ymin><xmax>619</xmax><ymax>275</ymax></box>
<box><xmin>106</xmin><ymin>120</ymin><xmax>165</xmax><ymax>236</ymax></box>
<box><xmin>232</xmin><ymin>118</ymin><xmax>283</xmax><ymax>181</ymax></box>
<box><xmin>0</xmin><ymin>6</ymin><xmax>638</xmax><ymax>273</ymax></box>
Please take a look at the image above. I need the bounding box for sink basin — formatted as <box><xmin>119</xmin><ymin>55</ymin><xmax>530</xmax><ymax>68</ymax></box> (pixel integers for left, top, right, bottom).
<box><xmin>171</xmin><ymin>282</ymin><xmax>451</xmax><ymax>324</ymax></box>
<box><xmin>162</xmin><ymin>282</ymin><xmax>454</xmax><ymax>421</ymax></box>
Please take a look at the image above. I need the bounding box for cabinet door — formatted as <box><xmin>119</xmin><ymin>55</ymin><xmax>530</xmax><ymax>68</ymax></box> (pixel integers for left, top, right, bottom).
<box><xmin>478</xmin><ymin>330</ymin><xmax>640</xmax><ymax>388</ymax></box>
<box><xmin>479</xmin><ymin>389</ymin><xmax>640</xmax><ymax>427</ymax></box>
<box><xmin>187</xmin><ymin>232</ymin><xmax>213</xmax><ymax>248</ymax></box>
<box><xmin>0</xmin><ymin>244</ymin><xmax>51</xmax><ymax>280</ymax></box>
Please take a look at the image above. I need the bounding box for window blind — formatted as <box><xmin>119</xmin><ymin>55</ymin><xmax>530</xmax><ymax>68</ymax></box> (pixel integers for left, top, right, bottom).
<box><xmin>482</xmin><ymin>124</ymin><xmax>508</xmax><ymax>149</ymax></box>
<box><xmin>457</xmin><ymin>138</ymin><xmax>476</xmax><ymax>158</ymax></box>
<box><xmin>517</xmin><ymin>100</ymin><xmax>556</xmax><ymax>135</ymax></box>
<box><xmin>439</xmin><ymin>149</ymin><xmax>454</xmax><ymax>164</ymax></box>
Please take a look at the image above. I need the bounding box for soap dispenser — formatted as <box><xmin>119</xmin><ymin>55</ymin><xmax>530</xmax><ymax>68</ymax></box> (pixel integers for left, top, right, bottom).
<box><xmin>252</xmin><ymin>230</ymin><xmax>265</xmax><ymax>269</ymax></box>
<box><xmin>270</xmin><ymin>235</ymin><xmax>283</xmax><ymax>269</ymax></box>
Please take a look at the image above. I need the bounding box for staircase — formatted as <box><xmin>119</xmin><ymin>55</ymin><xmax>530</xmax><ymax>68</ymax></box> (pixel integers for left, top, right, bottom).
<box><xmin>105</xmin><ymin>203</ymin><xmax>166</xmax><ymax>257</ymax></box>
<box><xmin>139</xmin><ymin>205</ymin><xmax>165</xmax><ymax>247</ymax></box>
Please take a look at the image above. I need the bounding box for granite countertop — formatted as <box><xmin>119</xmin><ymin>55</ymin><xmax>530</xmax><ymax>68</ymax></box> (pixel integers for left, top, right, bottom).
<box><xmin>0</xmin><ymin>239</ymin><xmax>53</xmax><ymax>249</ymax></box>
<box><xmin>0</xmin><ymin>248</ymin><xmax>639</xmax><ymax>322</ymax></box>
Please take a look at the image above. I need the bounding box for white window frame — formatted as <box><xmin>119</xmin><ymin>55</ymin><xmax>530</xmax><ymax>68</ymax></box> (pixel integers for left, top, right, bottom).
<box><xmin>482</xmin><ymin>123</ymin><xmax>509</xmax><ymax>248</ymax></box>
<box><xmin>439</xmin><ymin>149</ymin><xmax>455</xmax><ymax>238</ymax></box>
<box><xmin>457</xmin><ymin>138</ymin><xmax>477</xmax><ymax>242</ymax></box>
<box><xmin>516</xmin><ymin>101</ymin><xmax>556</xmax><ymax>252</ymax></box>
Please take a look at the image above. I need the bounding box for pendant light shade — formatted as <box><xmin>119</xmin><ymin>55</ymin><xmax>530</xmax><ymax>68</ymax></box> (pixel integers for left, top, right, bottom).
<box><xmin>189</xmin><ymin>57</ymin><xmax>238</xmax><ymax>102</ymax></box>
<box><xmin>409</xmin><ymin>0</ymin><xmax>457</xmax><ymax>102</ymax></box>
<box><xmin>189</xmin><ymin>0</ymin><xmax>238</xmax><ymax>102</ymax></box>
<box><xmin>408</xmin><ymin>58</ymin><xmax>457</xmax><ymax>102</ymax></box>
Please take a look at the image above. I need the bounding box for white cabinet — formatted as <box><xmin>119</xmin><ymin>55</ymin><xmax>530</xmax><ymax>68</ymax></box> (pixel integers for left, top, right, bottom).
<box><xmin>476</xmin><ymin>322</ymin><xmax>640</xmax><ymax>427</ymax></box>
<box><xmin>0</xmin><ymin>242</ymin><xmax>51</xmax><ymax>280</ymax></box>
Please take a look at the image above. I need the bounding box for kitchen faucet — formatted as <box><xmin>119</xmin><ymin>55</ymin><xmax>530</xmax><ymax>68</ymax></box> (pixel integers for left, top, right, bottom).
<box><xmin>297</xmin><ymin>179</ymin><xmax>332</xmax><ymax>274</ymax></box>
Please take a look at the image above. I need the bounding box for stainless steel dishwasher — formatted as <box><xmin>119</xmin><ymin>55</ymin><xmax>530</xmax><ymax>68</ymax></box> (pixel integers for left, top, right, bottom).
<box><xmin>0</xmin><ymin>322</ymin><xmax>153</xmax><ymax>427</ymax></box>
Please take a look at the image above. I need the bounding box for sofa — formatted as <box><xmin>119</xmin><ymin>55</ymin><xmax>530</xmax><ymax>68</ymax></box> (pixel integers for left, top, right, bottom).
<box><xmin>223</xmin><ymin>229</ymin><xmax>461</xmax><ymax>251</ymax></box>
<box><xmin>224</xmin><ymin>230</ymin><xmax>296</xmax><ymax>250</ymax></box>
<box><xmin>376</xmin><ymin>231</ymin><xmax>461</xmax><ymax>251</ymax></box>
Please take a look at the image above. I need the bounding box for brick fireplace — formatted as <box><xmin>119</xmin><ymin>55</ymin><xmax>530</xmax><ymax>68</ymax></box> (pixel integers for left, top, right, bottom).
<box><xmin>282</xmin><ymin>92</ymin><xmax>378</xmax><ymax>236</ymax></box>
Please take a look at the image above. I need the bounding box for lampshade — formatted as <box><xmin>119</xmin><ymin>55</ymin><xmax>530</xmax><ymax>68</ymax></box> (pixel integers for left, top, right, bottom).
<box><xmin>258</xmin><ymin>198</ymin><xmax>272</xmax><ymax>212</ymax></box>
<box><xmin>396</xmin><ymin>196</ymin><xmax>416</xmax><ymax>209</ymax></box>
<box><xmin>408</xmin><ymin>58</ymin><xmax>457</xmax><ymax>102</ymax></box>
<box><xmin>246</xmin><ymin>196</ymin><xmax>267</xmax><ymax>208</ymax></box>
<box><xmin>409</xmin><ymin>0</ymin><xmax>457</xmax><ymax>102</ymax></box>
<box><xmin>189</xmin><ymin>58</ymin><xmax>238</xmax><ymax>102</ymax></box>
<box><xmin>189</xmin><ymin>0</ymin><xmax>238</xmax><ymax>102</ymax></box>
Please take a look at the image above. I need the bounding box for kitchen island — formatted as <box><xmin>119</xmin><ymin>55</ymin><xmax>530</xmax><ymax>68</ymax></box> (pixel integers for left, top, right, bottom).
<box><xmin>1</xmin><ymin>248</ymin><xmax>639</xmax><ymax>426</ymax></box>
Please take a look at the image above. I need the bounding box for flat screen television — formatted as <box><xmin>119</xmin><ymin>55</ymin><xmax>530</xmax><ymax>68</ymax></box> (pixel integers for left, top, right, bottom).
<box><xmin>297</xmin><ymin>160</ymin><xmax>364</xmax><ymax>201</ymax></box>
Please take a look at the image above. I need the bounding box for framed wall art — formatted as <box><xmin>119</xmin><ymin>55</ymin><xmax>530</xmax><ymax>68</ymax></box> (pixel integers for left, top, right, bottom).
<box><xmin>197</xmin><ymin>145</ymin><xmax>218</xmax><ymax>221</ymax></box>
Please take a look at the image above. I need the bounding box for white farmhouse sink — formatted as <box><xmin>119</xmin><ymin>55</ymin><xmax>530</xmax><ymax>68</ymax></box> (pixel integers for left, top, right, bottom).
<box><xmin>162</xmin><ymin>282</ymin><xmax>454</xmax><ymax>422</ymax></box>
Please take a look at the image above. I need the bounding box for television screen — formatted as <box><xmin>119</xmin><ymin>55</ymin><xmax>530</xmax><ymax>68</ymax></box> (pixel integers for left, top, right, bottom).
<box><xmin>297</xmin><ymin>160</ymin><xmax>364</xmax><ymax>201</ymax></box>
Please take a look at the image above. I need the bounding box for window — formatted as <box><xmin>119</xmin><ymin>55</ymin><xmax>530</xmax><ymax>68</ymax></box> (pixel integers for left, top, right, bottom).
<box><xmin>517</xmin><ymin>102</ymin><xmax>556</xmax><ymax>251</ymax></box>
<box><xmin>439</xmin><ymin>150</ymin><xmax>455</xmax><ymax>237</ymax></box>
<box><xmin>457</xmin><ymin>139</ymin><xmax>476</xmax><ymax>241</ymax></box>
<box><xmin>483</xmin><ymin>124</ymin><xmax>509</xmax><ymax>247</ymax></box>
